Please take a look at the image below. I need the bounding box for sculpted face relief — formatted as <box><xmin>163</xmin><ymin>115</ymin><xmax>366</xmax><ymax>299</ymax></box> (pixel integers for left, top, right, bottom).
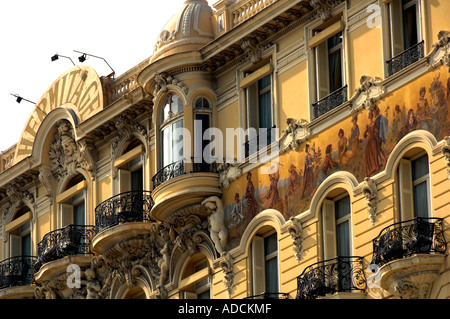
<box><xmin>14</xmin><ymin>66</ymin><xmax>103</xmax><ymax>161</ymax></box>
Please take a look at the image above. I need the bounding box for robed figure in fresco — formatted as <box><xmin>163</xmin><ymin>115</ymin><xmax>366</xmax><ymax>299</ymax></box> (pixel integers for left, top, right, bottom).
<box><xmin>364</xmin><ymin>111</ymin><xmax>380</xmax><ymax>177</ymax></box>
<box><xmin>244</xmin><ymin>172</ymin><xmax>258</xmax><ymax>219</ymax></box>
<box><xmin>300</xmin><ymin>144</ymin><xmax>315</xmax><ymax>198</ymax></box>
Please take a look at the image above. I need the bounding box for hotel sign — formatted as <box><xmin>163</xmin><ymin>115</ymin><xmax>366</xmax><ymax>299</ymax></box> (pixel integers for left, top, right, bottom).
<box><xmin>14</xmin><ymin>65</ymin><xmax>103</xmax><ymax>163</ymax></box>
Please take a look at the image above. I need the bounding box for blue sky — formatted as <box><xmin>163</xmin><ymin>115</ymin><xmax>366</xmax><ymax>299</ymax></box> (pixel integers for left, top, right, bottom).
<box><xmin>0</xmin><ymin>0</ymin><xmax>216</xmax><ymax>152</ymax></box>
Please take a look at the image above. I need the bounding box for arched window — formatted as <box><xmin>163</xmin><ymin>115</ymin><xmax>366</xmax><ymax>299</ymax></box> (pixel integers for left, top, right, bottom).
<box><xmin>250</xmin><ymin>227</ymin><xmax>279</xmax><ymax>296</ymax></box>
<box><xmin>160</xmin><ymin>93</ymin><xmax>184</xmax><ymax>168</ymax></box>
<box><xmin>179</xmin><ymin>253</ymin><xmax>211</xmax><ymax>299</ymax></box>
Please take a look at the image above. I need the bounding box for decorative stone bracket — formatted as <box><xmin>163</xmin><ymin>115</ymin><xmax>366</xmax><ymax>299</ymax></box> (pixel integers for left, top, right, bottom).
<box><xmin>362</xmin><ymin>177</ymin><xmax>378</xmax><ymax>225</ymax></box>
<box><xmin>279</xmin><ymin>118</ymin><xmax>311</xmax><ymax>154</ymax></box>
<box><xmin>288</xmin><ymin>217</ymin><xmax>304</xmax><ymax>263</ymax></box>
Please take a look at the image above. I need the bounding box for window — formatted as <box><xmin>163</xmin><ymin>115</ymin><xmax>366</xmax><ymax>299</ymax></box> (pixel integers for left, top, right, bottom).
<box><xmin>387</xmin><ymin>0</ymin><xmax>421</xmax><ymax>57</ymax></box>
<box><xmin>115</xmin><ymin>141</ymin><xmax>145</xmax><ymax>194</ymax></box>
<box><xmin>160</xmin><ymin>94</ymin><xmax>184</xmax><ymax>168</ymax></box>
<box><xmin>322</xmin><ymin>194</ymin><xmax>351</xmax><ymax>260</ymax></box>
<box><xmin>309</xmin><ymin>18</ymin><xmax>347</xmax><ymax>118</ymax></box>
<box><xmin>179</xmin><ymin>254</ymin><xmax>211</xmax><ymax>299</ymax></box>
<box><xmin>56</xmin><ymin>175</ymin><xmax>87</xmax><ymax>228</ymax></box>
<box><xmin>240</xmin><ymin>62</ymin><xmax>275</xmax><ymax>157</ymax></box>
<box><xmin>6</xmin><ymin>208</ymin><xmax>32</xmax><ymax>257</ymax></box>
<box><xmin>385</xmin><ymin>0</ymin><xmax>423</xmax><ymax>76</ymax></box>
<box><xmin>194</xmin><ymin>97</ymin><xmax>212</xmax><ymax>165</ymax></box>
<box><xmin>398</xmin><ymin>152</ymin><xmax>430</xmax><ymax>221</ymax></box>
<box><xmin>251</xmin><ymin>231</ymin><xmax>278</xmax><ymax>295</ymax></box>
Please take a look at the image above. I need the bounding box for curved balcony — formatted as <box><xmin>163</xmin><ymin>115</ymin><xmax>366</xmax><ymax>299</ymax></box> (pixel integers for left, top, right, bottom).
<box><xmin>35</xmin><ymin>225</ymin><xmax>96</xmax><ymax>272</ymax></box>
<box><xmin>152</xmin><ymin>160</ymin><xmax>185</xmax><ymax>189</ymax></box>
<box><xmin>95</xmin><ymin>190</ymin><xmax>154</xmax><ymax>233</ymax></box>
<box><xmin>370</xmin><ymin>217</ymin><xmax>447</xmax><ymax>268</ymax></box>
<box><xmin>0</xmin><ymin>256</ymin><xmax>37</xmax><ymax>290</ymax></box>
<box><xmin>296</xmin><ymin>256</ymin><xmax>367</xmax><ymax>299</ymax></box>
<box><xmin>150</xmin><ymin>160</ymin><xmax>221</xmax><ymax>222</ymax></box>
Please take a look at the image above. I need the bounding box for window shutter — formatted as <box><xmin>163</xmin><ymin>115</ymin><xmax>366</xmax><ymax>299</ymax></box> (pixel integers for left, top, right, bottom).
<box><xmin>251</xmin><ymin>236</ymin><xmax>266</xmax><ymax>295</ymax></box>
<box><xmin>60</xmin><ymin>203</ymin><xmax>74</xmax><ymax>228</ymax></box>
<box><xmin>398</xmin><ymin>159</ymin><xmax>414</xmax><ymax>221</ymax></box>
<box><xmin>315</xmin><ymin>41</ymin><xmax>330</xmax><ymax>100</ymax></box>
<box><xmin>118</xmin><ymin>169</ymin><xmax>131</xmax><ymax>194</ymax></box>
<box><xmin>9</xmin><ymin>234</ymin><xmax>22</xmax><ymax>258</ymax></box>
<box><xmin>322</xmin><ymin>199</ymin><xmax>337</xmax><ymax>260</ymax></box>
<box><xmin>389</xmin><ymin>0</ymin><xmax>404</xmax><ymax>57</ymax></box>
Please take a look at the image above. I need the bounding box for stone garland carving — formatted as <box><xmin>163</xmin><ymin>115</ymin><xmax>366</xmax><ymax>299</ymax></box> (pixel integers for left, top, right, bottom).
<box><xmin>49</xmin><ymin>120</ymin><xmax>96</xmax><ymax>182</ymax></box>
<box><xmin>279</xmin><ymin>118</ymin><xmax>311</xmax><ymax>154</ymax></box>
<box><xmin>427</xmin><ymin>30</ymin><xmax>450</xmax><ymax>69</ymax></box>
<box><xmin>362</xmin><ymin>177</ymin><xmax>378</xmax><ymax>225</ymax></box>
<box><xmin>288</xmin><ymin>217</ymin><xmax>304</xmax><ymax>263</ymax></box>
<box><xmin>350</xmin><ymin>75</ymin><xmax>386</xmax><ymax>113</ymax></box>
<box><xmin>219</xmin><ymin>252</ymin><xmax>234</xmax><ymax>298</ymax></box>
<box><xmin>151</xmin><ymin>72</ymin><xmax>189</xmax><ymax>99</ymax></box>
<box><xmin>217</xmin><ymin>163</ymin><xmax>243</xmax><ymax>190</ymax></box>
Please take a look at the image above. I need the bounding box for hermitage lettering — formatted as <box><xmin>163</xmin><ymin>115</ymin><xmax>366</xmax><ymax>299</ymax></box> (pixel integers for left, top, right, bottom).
<box><xmin>14</xmin><ymin>66</ymin><xmax>102</xmax><ymax>160</ymax></box>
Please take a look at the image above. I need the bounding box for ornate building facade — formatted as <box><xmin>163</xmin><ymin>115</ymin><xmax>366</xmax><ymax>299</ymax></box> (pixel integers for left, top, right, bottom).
<box><xmin>1</xmin><ymin>0</ymin><xmax>450</xmax><ymax>300</ymax></box>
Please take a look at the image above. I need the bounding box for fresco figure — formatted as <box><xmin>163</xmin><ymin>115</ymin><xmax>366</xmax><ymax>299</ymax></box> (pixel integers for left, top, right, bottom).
<box><xmin>228</xmin><ymin>193</ymin><xmax>244</xmax><ymax>229</ymax></box>
<box><xmin>387</xmin><ymin>104</ymin><xmax>406</xmax><ymax>144</ymax></box>
<box><xmin>261</xmin><ymin>169</ymin><xmax>283</xmax><ymax>212</ymax></box>
<box><xmin>317</xmin><ymin>144</ymin><xmax>339</xmax><ymax>187</ymax></box>
<box><xmin>349</xmin><ymin>114</ymin><xmax>361</xmax><ymax>154</ymax></box>
<box><xmin>244</xmin><ymin>172</ymin><xmax>258</xmax><ymax>219</ymax></box>
<box><xmin>300</xmin><ymin>144</ymin><xmax>315</xmax><ymax>199</ymax></box>
<box><xmin>337</xmin><ymin>128</ymin><xmax>355</xmax><ymax>165</ymax></box>
<box><xmin>287</xmin><ymin>164</ymin><xmax>302</xmax><ymax>215</ymax></box>
<box><xmin>364</xmin><ymin>111</ymin><xmax>380</xmax><ymax>177</ymax></box>
<box><xmin>373</xmin><ymin>105</ymin><xmax>388</xmax><ymax>167</ymax></box>
<box><xmin>416</xmin><ymin>87</ymin><xmax>432</xmax><ymax>131</ymax></box>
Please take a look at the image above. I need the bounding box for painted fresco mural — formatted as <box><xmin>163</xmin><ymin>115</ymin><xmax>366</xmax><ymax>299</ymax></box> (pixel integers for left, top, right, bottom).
<box><xmin>222</xmin><ymin>65</ymin><xmax>450</xmax><ymax>250</ymax></box>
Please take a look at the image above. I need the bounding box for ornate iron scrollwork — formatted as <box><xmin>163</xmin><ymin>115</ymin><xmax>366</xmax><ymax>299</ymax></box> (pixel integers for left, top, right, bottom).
<box><xmin>94</xmin><ymin>191</ymin><xmax>154</xmax><ymax>233</ymax></box>
<box><xmin>0</xmin><ymin>256</ymin><xmax>37</xmax><ymax>289</ymax></box>
<box><xmin>370</xmin><ymin>217</ymin><xmax>447</xmax><ymax>268</ymax></box>
<box><xmin>152</xmin><ymin>160</ymin><xmax>185</xmax><ymax>189</ymax></box>
<box><xmin>312</xmin><ymin>85</ymin><xmax>348</xmax><ymax>119</ymax></box>
<box><xmin>387</xmin><ymin>41</ymin><xmax>424</xmax><ymax>77</ymax></box>
<box><xmin>296</xmin><ymin>256</ymin><xmax>367</xmax><ymax>299</ymax></box>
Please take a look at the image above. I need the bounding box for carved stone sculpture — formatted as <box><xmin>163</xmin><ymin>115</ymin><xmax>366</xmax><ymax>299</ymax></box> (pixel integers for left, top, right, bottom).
<box><xmin>288</xmin><ymin>217</ymin><xmax>304</xmax><ymax>263</ymax></box>
<box><xmin>362</xmin><ymin>177</ymin><xmax>378</xmax><ymax>225</ymax></box>
<box><xmin>201</xmin><ymin>196</ymin><xmax>228</xmax><ymax>255</ymax></box>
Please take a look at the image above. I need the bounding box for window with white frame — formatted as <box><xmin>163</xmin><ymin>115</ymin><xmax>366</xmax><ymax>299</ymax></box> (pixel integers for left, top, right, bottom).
<box><xmin>160</xmin><ymin>93</ymin><xmax>184</xmax><ymax>168</ymax></box>
<box><xmin>387</xmin><ymin>0</ymin><xmax>422</xmax><ymax>58</ymax></box>
<box><xmin>322</xmin><ymin>193</ymin><xmax>351</xmax><ymax>260</ymax></box>
<box><xmin>251</xmin><ymin>231</ymin><xmax>279</xmax><ymax>296</ymax></box>
<box><xmin>397</xmin><ymin>152</ymin><xmax>430</xmax><ymax>221</ymax></box>
<box><xmin>193</xmin><ymin>97</ymin><xmax>212</xmax><ymax>165</ymax></box>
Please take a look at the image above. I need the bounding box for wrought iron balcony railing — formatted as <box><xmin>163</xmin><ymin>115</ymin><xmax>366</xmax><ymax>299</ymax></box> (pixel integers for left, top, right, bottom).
<box><xmin>95</xmin><ymin>190</ymin><xmax>154</xmax><ymax>233</ymax></box>
<box><xmin>152</xmin><ymin>160</ymin><xmax>185</xmax><ymax>189</ymax></box>
<box><xmin>386</xmin><ymin>40</ymin><xmax>424</xmax><ymax>77</ymax></box>
<box><xmin>370</xmin><ymin>217</ymin><xmax>447</xmax><ymax>268</ymax></box>
<box><xmin>296</xmin><ymin>256</ymin><xmax>367</xmax><ymax>299</ymax></box>
<box><xmin>312</xmin><ymin>85</ymin><xmax>348</xmax><ymax>119</ymax></box>
<box><xmin>191</xmin><ymin>160</ymin><xmax>218</xmax><ymax>174</ymax></box>
<box><xmin>35</xmin><ymin>225</ymin><xmax>96</xmax><ymax>272</ymax></box>
<box><xmin>245</xmin><ymin>292</ymin><xmax>291</xmax><ymax>299</ymax></box>
<box><xmin>0</xmin><ymin>256</ymin><xmax>37</xmax><ymax>289</ymax></box>
<box><xmin>244</xmin><ymin>126</ymin><xmax>277</xmax><ymax>158</ymax></box>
